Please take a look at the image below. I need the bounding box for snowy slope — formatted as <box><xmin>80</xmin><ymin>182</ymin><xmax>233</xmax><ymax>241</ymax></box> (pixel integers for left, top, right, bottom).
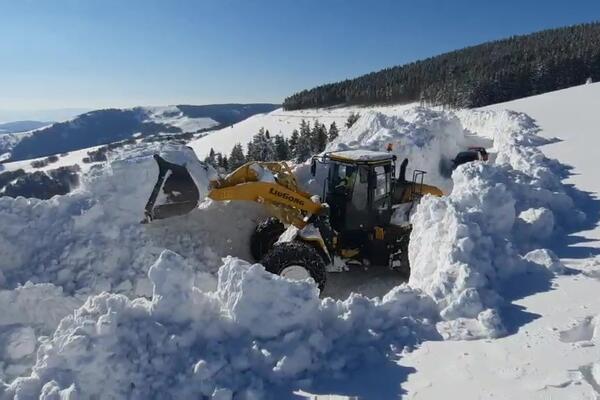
<box><xmin>189</xmin><ymin>103</ymin><xmax>418</xmax><ymax>158</ymax></box>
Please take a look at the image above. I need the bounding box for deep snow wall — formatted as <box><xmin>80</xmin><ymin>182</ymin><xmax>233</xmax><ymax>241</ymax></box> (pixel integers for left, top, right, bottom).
<box><xmin>409</xmin><ymin>109</ymin><xmax>577</xmax><ymax>338</ymax></box>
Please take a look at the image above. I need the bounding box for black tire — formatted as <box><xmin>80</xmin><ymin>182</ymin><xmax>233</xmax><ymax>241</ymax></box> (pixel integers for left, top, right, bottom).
<box><xmin>250</xmin><ymin>217</ymin><xmax>285</xmax><ymax>261</ymax></box>
<box><xmin>260</xmin><ymin>241</ymin><xmax>327</xmax><ymax>290</ymax></box>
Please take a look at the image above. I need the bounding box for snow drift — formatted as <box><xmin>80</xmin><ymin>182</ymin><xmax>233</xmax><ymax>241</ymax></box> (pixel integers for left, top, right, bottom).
<box><xmin>0</xmin><ymin>106</ymin><xmax>583</xmax><ymax>395</ymax></box>
<box><xmin>409</xmin><ymin>109</ymin><xmax>578</xmax><ymax>338</ymax></box>
<box><xmin>2</xmin><ymin>251</ymin><xmax>438</xmax><ymax>399</ymax></box>
<box><xmin>0</xmin><ymin>143</ymin><xmax>268</xmax><ymax>381</ymax></box>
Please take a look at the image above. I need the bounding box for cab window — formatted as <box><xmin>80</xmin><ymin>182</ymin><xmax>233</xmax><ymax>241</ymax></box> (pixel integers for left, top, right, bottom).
<box><xmin>374</xmin><ymin>165</ymin><xmax>390</xmax><ymax>200</ymax></box>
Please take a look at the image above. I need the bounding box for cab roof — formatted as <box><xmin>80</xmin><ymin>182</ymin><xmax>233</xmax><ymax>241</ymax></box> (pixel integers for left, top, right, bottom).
<box><xmin>328</xmin><ymin>150</ymin><xmax>395</xmax><ymax>163</ymax></box>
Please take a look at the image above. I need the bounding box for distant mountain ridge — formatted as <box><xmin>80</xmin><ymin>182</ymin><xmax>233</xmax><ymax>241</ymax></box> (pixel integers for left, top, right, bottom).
<box><xmin>0</xmin><ymin>121</ymin><xmax>53</xmax><ymax>134</ymax></box>
<box><xmin>0</xmin><ymin>103</ymin><xmax>278</xmax><ymax>162</ymax></box>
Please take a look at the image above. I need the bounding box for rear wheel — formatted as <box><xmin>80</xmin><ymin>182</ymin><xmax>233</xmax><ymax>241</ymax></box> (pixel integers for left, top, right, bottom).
<box><xmin>260</xmin><ymin>241</ymin><xmax>327</xmax><ymax>290</ymax></box>
<box><xmin>250</xmin><ymin>217</ymin><xmax>285</xmax><ymax>261</ymax></box>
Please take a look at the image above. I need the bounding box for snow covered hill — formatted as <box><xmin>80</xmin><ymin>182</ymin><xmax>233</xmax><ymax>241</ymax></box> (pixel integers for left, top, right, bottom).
<box><xmin>0</xmin><ymin>103</ymin><xmax>278</xmax><ymax>163</ymax></box>
<box><xmin>0</xmin><ymin>121</ymin><xmax>52</xmax><ymax>134</ymax></box>
<box><xmin>188</xmin><ymin>103</ymin><xmax>417</xmax><ymax>159</ymax></box>
<box><xmin>0</xmin><ymin>85</ymin><xmax>599</xmax><ymax>399</ymax></box>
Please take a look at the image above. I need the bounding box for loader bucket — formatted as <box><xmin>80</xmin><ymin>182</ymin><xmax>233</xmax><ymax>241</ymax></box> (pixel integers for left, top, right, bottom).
<box><xmin>143</xmin><ymin>154</ymin><xmax>200</xmax><ymax>222</ymax></box>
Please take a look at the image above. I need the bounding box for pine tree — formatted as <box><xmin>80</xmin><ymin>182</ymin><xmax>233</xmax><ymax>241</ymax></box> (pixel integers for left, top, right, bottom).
<box><xmin>247</xmin><ymin>127</ymin><xmax>275</xmax><ymax>161</ymax></box>
<box><xmin>229</xmin><ymin>143</ymin><xmax>246</xmax><ymax>170</ymax></box>
<box><xmin>311</xmin><ymin>120</ymin><xmax>328</xmax><ymax>153</ymax></box>
<box><xmin>328</xmin><ymin>121</ymin><xmax>339</xmax><ymax>142</ymax></box>
<box><xmin>274</xmin><ymin>135</ymin><xmax>290</xmax><ymax>161</ymax></box>
<box><xmin>345</xmin><ymin>112</ymin><xmax>360</xmax><ymax>129</ymax></box>
<box><xmin>295</xmin><ymin>134</ymin><xmax>312</xmax><ymax>163</ymax></box>
<box><xmin>204</xmin><ymin>148</ymin><xmax>217</xmax><ymax>166</ymax></box>
<box><xmin>299</xmin><ymin>119</ymin><xmax>311</xmax><ymax>140</ymax></box>
<box><xmin>221</xmin><ymin>155</ymin><xmax>229</xmax><ymax>171</ymax></box>
<box><xmin>296</xmin><ymin>121</ymin><xmax>313</xmax><ymax>163</ymax></box>
<box><xmin>288</xmin><ymin>129</ymin><xmax>300</xmax><ymax>158</ymax></box>
<box><xmin>216</xmin><ymin>152</ymin><xmax>224</xmax><ymax>168</ymax></box>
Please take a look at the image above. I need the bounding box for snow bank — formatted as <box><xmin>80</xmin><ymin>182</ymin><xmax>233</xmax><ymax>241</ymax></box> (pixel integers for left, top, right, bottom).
<box><xmin>409</xmin><ymin>109</ymin><xmax>580</xmax><ymax>338</ymax></box>
<box><xmin>0</xmin><ymin>143</ymin><xmax>264</xmax><ymax>296</ymax></box>
<box><xmin>3</xmin><ymin>250</ymin><xmax>437</xmax><ymax>399</ymax></box>
<box><xmin>0</xmin><ymin>283</ymin><xmax>80</xmax><ymax>380</ymax></box>
<box><xmin>0</xmin><ymin>143</ymin><xmax>268</xmax><ymax>379</ymax></box>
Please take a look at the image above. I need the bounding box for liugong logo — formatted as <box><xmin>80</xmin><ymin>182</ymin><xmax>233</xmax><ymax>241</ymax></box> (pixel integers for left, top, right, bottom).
<box><xmin>269</xmin><ymin>187</ymin><xmax>305</xmax><ymax>206</ymax></box>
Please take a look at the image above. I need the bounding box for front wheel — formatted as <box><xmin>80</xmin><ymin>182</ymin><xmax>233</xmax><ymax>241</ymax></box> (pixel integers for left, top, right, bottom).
<box><xmin>260</xmin><ymin>241</ymin><xmax>327</xmax><ymax>290</ymax></box>
<box><xmin>250</xmin><ymin>217</ymin><xmax>285</xmax><ymax>261</ymax></box>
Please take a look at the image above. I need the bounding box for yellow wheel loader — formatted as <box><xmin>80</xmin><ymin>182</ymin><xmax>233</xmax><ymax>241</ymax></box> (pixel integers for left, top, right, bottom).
<box><xmin>144</xmin><ymin>149</ymin><xmax>443</xmax><ymax>290</ymax></box>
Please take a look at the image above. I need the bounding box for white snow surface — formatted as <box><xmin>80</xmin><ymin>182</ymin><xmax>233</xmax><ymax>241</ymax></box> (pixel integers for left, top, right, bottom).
<box><xmin>0</xmin><ymin>89</ymin><xmax>596</xmax><ymax>398</ymax></box>
<box><xmin>188</xmin><ymin>104</ymin><xmax>419</xmax><ymax>159</ymax></box>
<box><xmin>144</xmin><ymin>106</ymin><xmax>218</xmax><ymax>133</ymax></box>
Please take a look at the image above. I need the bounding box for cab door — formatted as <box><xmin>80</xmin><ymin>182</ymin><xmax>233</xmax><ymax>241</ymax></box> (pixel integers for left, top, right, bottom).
<box><xmin>345</xmin><ymin>165</ymin><xmax>372</xmax><ymax>231</ymax></box>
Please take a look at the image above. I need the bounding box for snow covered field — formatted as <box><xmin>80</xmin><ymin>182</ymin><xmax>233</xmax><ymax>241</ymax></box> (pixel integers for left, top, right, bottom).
<box><xmin>0</xmin><ymin>84</ymin><xmax>599</xmax><ymax>399</ymax></box>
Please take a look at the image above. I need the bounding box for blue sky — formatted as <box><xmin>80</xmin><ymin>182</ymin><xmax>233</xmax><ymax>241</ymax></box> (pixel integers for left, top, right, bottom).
<box><xmin>1</xmin><ymin>0</ymin><xmax>599</xmax><ymax>116</ymax></box>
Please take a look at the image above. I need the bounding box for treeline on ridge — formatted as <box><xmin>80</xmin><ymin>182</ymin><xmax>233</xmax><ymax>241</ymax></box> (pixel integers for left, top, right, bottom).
<box><xmin>283</xmin><ymin>22</ymin><xmax>600</xmax><ymax>109</ymax></box>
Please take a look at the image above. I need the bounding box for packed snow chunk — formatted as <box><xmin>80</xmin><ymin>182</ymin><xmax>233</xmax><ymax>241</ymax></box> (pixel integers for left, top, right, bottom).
<box><xmin>524</xmin><ymin>248</ymin><xmax>566</xmax><ymax>275</ymax></box>
<box><xmin>0</xmin><ymin>283</ymin><xmax>80</xmax><ymax>330</ymax></box>
<box><xmin>517</xmin><ymin>207</ymin><xmax>555</xmax><ymax>240</ymax></box>
<box><xmin>148</xmin><ymin>249</ymin><xmax>198</xmax><ymax>323</ymax></box>
<box><xmin>38</xmin><ymin>382</ymin><xmax>77</xmax><ymax>400</ymax></box>
<box><xmin>0</xmin><ymin>283</ymin><xmax>80</xmax><ymax>381</ymax></box>
<box><xmin>437</xmin><ymin>308</ymin><xmax>506</xmax><ymax>340</ymax></box>
<box><xmin>4</xmin><ymin>327</ymin><xmax>36</xmax><ymax>360</ymax></box>
<box><xmin>326</xmin><ymin>108</ymin><xmax>468</xmax><ymax>192</ymax></box>
<box><xmin>217</xmin><ymin>257</ymin><xmax>321</xmax><ymax>339</ymax></box>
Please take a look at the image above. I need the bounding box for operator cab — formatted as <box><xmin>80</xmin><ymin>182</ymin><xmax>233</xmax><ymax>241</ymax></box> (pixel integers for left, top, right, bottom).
<box><xmin>312</xmin><ymin>150</ymin><xmax>396</xmax><ymax>233</ymax></box>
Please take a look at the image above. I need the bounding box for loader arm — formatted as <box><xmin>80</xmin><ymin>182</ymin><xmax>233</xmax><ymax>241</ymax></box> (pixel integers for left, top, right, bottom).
<box><xmin>208</xmin><ymin>181</ymin><xmax>324</xmax><ymax>228</ymax></box>
<box><xmin>208</xmin><ymin>161</ymin><xmax>326</xmax><ymax>228</ymax></box>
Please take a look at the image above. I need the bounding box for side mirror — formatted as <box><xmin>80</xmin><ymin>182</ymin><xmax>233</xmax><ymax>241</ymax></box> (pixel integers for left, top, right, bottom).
<box><xmin>310</xmin><ymin>159</ymin><xmax>317</xmax><ymax>176</ymax></box>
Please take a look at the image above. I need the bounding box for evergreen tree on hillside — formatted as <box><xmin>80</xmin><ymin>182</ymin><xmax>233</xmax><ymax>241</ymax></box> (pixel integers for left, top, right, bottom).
<box><xmin>295</xmin><ymin>134</ymin><xmax>312</xmax><ymax>163</ymax></box>
<box><xmin>288</xmin><ymin>129</ymin><xmax>300</xmax><ymax>158</ymax></box>
<box><xmin>204</xmin><ymin>148</ymin><xmax>217</xmax><ymax>166</ymax></box>
<box><xmin>299</xmin><ymin>119</ymin><xmax>311</xmax><ymax>141</ymax></box>
<box><xmin>274</xmin><ymin>135</ymin><xmax>290</xmax><ymax>160</ymax></box>
<box><xmin>311</xmin><ymin>120</ymin><xmax>328</xmax><ymax>153</ymax></box>
<box><xmin>229</xmin><ymin>143</ymin><xmax>246</xmax><ymax>170</ymax></box>
<box><xmin>345</xmin><ymin>112</ymin><xmax>360</xmax><ymax>129</ymax></box>
<box><xmin>247</xmin><ymin>127</ymin><xmax>275</xmax><ymax>162</ymax></box>
<box><xmin>295</xmin><ymin>119</ymin><xmax>314</xmax><ymax>163</ymax></box>
<box><xmin>221</xmin><ymin>155</ymin><xmax>229</xmax><ymax>171</ymax></box>
<box><xmin>328</xmin><ymin>121</ymin><xmax>339</xmax><ymax>142</ymax></box>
